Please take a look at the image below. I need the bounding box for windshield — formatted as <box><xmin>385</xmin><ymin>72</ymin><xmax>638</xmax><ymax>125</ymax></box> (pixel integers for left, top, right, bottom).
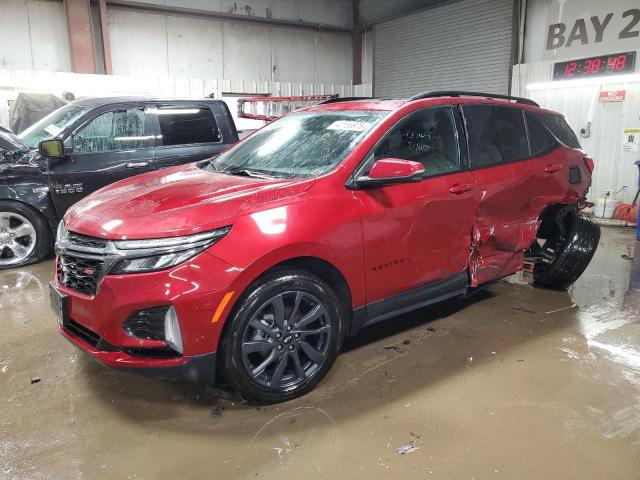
<box><xmin>210</xmin><ymin>110</ymin><xmax>386</xmax><ymax>178</ymax></box>
<box><xmin>18</xmin><ymin>104</ymin><xmax>87</xmax><ymax>148</ymax></box>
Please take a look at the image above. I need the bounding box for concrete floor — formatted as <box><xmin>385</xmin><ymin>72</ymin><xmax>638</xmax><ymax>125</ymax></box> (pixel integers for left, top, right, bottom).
<box><xmin>1</xmin><ymin>226</ymin><xmax>639</xmax><ymax>480</ymax></box>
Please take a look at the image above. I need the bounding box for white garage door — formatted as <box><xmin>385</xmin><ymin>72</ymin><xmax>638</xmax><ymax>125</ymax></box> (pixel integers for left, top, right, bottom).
<box><xmin>373</xmin><ymin>0</ymin><xmax>515</xmax><ymax>98</ymax></box>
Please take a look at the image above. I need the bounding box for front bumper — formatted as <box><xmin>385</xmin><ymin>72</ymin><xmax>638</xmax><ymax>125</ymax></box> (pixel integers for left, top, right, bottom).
<box><xmin>52</xmin><ymin>250</ymin><xmax>241</xmax><ymax>385</ymax></box>
<box><xmin>59</xmin><ymin>321</ymin><xmax>217</xmax><ymax>385</ymax></box>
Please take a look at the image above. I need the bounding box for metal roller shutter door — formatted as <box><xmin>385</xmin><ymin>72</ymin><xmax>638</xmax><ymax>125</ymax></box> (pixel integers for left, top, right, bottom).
<box><xmin>373</xmin><ymin>0</ymin><xmax>515</xmax><ymax>97</ymax></box>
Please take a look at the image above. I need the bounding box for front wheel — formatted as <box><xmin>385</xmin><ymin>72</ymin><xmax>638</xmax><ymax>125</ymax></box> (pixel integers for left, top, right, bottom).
<box><xmin>534</xmin><ymin>212</ymin><xmax>600</xmax><ymax>290</ymax></box>
<box><xmin>219</xmin><ymin>269</ymin><xmax>344</xmax><ymax>404</ymax></box>
<box><xmin>0</xmin><ymin>201</ymin><xmax>52</xmax><ymax>270</ymax></box>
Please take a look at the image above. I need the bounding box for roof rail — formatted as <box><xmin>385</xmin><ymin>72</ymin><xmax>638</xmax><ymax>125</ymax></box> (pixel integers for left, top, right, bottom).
<box><xmin>318</xmin><ymin>96</ymin><xmax>374</xmax><ymax>105</ymax></box>
<box><xmin>408</xmin><ymin>91</ymin><xmax>539</xmax><ymax>107</ymax></box>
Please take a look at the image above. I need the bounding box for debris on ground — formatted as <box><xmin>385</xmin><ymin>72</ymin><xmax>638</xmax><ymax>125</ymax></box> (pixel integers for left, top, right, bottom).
<box><xmin>396</xmin><ymin>441</ymin><xmax>419</xmax><ymax>455</ymax></box>
<box><xmin>384</xmin><ymin>339</ymin><xmax>412</xmax><ymax>353</ymax></box>
<box><xmin>30</xmin><ymin>377</ymin><xmax>40</xmax><ymax>384</ymax></box>
<box><xmin>426</xmin><ymin>327</ymin><xmax>437</xmax><ymax>334</ymax></box>
<box><xmin>210</xmin><ymin>406</ymin><xmax>224</xmax><ymax>418</ymax></box>
<box><xmin>512</xmin><ymin>306</ymin><xmax>536</xmax><ymax>314</ymax></box>
<box><xmin>621</xmin><ymin>254</ymin><xmax>634</xmax><ymax>260</ymax></box>
<box><xmin>383</xmin><ymin>345</ymin><xmax>402</xmax><ymax>353</ymax></box>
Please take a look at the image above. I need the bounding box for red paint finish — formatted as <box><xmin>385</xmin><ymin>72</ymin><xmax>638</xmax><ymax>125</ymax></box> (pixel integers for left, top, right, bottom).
<box><xmin>56</xmin><ymin>95</ymin><xmax>593</xmax><ymax>379</ymax></box>
<box><xmin>355</xmin><ymin>170</ymin><xmax>477</xmax><ymax>301</ymax></box>
<box><xmin>368</xmin><ymin>158</ymin><xmax>425</xmax><ymax>179</ymax></box>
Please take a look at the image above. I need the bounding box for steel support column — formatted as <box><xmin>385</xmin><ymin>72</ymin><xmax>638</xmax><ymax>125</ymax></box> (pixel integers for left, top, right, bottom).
<box><xmin>352</xmin><ymin>0</ymin><xmax>362</xmax><ymax>85</ymax></box>
<box><xmin>64</xmin><ymin>0</ymin><xmax>97</xmax><ymax>74</ymax></box>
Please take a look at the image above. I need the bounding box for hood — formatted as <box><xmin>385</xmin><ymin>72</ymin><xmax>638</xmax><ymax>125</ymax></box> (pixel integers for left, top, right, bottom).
<box><xmin>65</xmin><ymin>163</ymin><xmax>315</xmax><ymax>239</ymax></box>
<box><xmin>0</xmin><ymin>148</ymin><xmax>44</xmax><ymax>176</ymax></box>
<box><xmin>0</xmin><ymin>127</ymin><xmax>27</xmax><ymax>152</ymax></box>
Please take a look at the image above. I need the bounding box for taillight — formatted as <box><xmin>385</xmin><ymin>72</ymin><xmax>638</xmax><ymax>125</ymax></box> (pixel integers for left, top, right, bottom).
<box><xmin>583</xmin><ymin>156</ymin><xmax>595</xmax><ymax>173</ymax></box>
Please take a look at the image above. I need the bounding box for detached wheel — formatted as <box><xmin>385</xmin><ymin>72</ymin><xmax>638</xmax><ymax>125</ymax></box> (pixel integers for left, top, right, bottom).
<box><xmin>534</xmin><ymin>212</ymin><xmax>600</xmax><ymax>290</ymax></box>
<box><xmin>220</xmin><ymin>269</ymin><xmax>344</xmax><ymax>404</ymax></box>
<box><xmin>0</xmin><ymin>201</ymin><xmax>52</xmax><ymax>269</ymax></box>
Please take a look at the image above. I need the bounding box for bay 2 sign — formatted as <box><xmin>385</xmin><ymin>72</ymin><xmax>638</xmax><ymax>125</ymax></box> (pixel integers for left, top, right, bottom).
<box><xmin>547</xmin><ymin>9</ymin><xmax>639</xmax><ymax>50</ymax></box>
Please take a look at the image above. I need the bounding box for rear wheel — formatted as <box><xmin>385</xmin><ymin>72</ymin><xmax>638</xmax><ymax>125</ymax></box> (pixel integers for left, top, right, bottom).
<box><xmin>0</xmin><ymin>201</ymin><xmax>52</xmax><ymax>269</ymax></box>
<box><xmin>534</xmin><ymin>212</ymin><xmax>600</xmax><ymax>290</ymax></box>
<box><xmin>220</xmin><ymin>269</ymin><xmax>344</xmax><ymax>404</ymax></box>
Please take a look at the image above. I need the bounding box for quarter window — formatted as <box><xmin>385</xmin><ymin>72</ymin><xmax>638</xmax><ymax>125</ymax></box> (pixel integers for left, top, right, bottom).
<box><xmin>463</xmin><ymin>105</ymin><xmax>529</xmax><ymax>167</ymax></box>
<box><xmin>156</xmin><ymin>107</ymin><xmax>220</xmax><ymax>146</ymax></box>
<box><xmin>525</xmin><ymin>112</ymin><xmax>558</xmax><ymax>156</ymax></box>
<box><xmin>73</xmin><ymin>109</ymin><xmax>147</xmax><ymax>153</ymax></box>
<box><xmin>373</xmin><ymin>106</ymin><xmax>461</xmax><ymax>177</ymax></box>
<box><xmin>535</xmin><ymin>113</ymin><xmax>581</xmax><ymax>149</ymax></box>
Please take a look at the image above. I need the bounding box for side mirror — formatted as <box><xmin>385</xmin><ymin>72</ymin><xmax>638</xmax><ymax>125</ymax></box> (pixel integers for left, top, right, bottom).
<box><xmin>39</xmin><ymin>139</ymin><xmax>65</xmax><ymax>159</ymax></box>
<box><xmin>354</xmin><ymin>158</ymin><xmax>425</xmax><ymax>188</ymax></box>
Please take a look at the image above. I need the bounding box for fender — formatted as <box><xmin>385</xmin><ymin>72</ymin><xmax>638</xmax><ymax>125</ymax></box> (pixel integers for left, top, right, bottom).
<box><xmin>0</xmin><ymin>149</ymin><xmax>60</xmax><ymax>233</ymax></box>
<box><xmin>208</xmin><ymin>241</ymin><xmax>365</xmax><ymax>330</ymax></box>
<box><xmin>0</xmin><ymin>183</ymin><xmax>59</xmax><ymax>233</ymax></box>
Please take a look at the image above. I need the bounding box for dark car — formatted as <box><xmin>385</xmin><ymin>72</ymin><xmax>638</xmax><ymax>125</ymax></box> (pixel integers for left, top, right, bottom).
<box><xmin>0</xmin><ymin>126</ymin><xmax>24</xmax><ymax>152</ymax></box>
<box><xmin>51</xmin><ymin>91</ymin><xmax>599</xmax><ymax>404</ymax></box>
<box><xmin>0</xmin><ymin>97</ymin><xmax>239</xmax><ymax>269</ymax></box>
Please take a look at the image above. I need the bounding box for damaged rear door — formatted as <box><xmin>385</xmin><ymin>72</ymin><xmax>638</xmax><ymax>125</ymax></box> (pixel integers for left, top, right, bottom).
<box><xmin>463</xmin><ymin>104</ymin><xmax>565</xmax><ymax>286</ymax></box>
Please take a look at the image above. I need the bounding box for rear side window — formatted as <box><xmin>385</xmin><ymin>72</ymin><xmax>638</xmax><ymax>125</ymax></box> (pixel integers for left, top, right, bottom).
<box><xmin>535</xmin><ymin>113</ymin><xmax>581</xmax><ymax>149</ymax></box>
<box><xmin>463</xmin><ymin>105</ymin><xmax>529</xmax><ymax>167</ymax></box>
<box><xmin>156</xmin><ymin>107</ymin><xmax>221</xmax><ymax>146</ymax></box>
<box><xmin>525</xmin><ymin>112</ymin><xmax>558</xmax><ymax>156</ymax></box>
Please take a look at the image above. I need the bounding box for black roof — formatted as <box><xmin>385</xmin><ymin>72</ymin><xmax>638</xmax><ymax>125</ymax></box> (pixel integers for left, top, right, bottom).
<box><xmin>70</xmin><ymin>96</ymin><xmax>221</xmax><ymax>108</ymax></box>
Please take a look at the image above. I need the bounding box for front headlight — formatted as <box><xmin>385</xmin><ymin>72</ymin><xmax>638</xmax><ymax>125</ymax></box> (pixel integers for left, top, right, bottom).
<box><xmin>56</xmin><ymin>220</ymin><xmax>69</xmax><ymax>244</ymax></box>
<box><xmin>110</xmin><ymin>226</ymin><xmax>231</xmax><ymax>274</ymax></box>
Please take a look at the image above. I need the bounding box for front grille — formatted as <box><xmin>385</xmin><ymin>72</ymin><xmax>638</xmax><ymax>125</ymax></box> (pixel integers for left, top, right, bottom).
<box><xmin>66</xmin><ymin>319</ymin><xmax>101</xmax><ymax>348</ymax></box>
<box><xmin>57</xmin><ymin>253</ymin><xmax>104</xmax><ymax>296</ymax></box>
<box><xmin>67</xmin><ymin>232</ymin><xmax>108</xmax><ymax>250</ymax></box>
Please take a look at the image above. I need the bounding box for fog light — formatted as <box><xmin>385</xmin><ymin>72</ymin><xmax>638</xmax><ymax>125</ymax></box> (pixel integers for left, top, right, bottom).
<box><xmin>164</xmin><ymin>306</ymin><xmax>183</xmax><ymax>354</ymax></box>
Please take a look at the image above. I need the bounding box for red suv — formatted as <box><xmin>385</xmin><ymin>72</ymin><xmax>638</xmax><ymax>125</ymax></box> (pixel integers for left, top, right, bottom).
<box><xmin>50</xmin><ymin>91</ymin><xmax>599</xmax><ymax>404</ymax></box>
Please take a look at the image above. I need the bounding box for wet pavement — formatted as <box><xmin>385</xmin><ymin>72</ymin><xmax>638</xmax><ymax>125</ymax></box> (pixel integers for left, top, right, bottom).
<box><xmin>1</xmin><ymin>226</ymin><xmax>639</xmax><ymax>479</ymax></box>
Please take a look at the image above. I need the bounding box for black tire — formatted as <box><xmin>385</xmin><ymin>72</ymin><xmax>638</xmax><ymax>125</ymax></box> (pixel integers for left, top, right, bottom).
<box><xmin>534</xmin><ymin>212</ymin><xmax>600</xmax><ymax>290</ymax></box>
<box><xmin>0</xmin><ymin>201</ymin><xmax>52</xmax><ymax>270</ymax></box>
<box><xmin>219</xmin><ymin>269</ymin><xmax>344</xmax><ymax>404</ymax></box>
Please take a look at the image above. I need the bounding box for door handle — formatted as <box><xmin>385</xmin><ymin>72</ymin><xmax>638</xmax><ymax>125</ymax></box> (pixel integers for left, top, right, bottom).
<box><xmin>126</xmin><ymin>161</ymin><xmax>149</xmax><ymax>168</ymax></box>
<box><xmin>544</xmin><ymin>164</ymin><xmax>562</xmax><ymax>173</ymax></box>
<box><xmin>448</xmin><ymin>183</ymin><xmax>473</xmax><ymax>194</ymax></box>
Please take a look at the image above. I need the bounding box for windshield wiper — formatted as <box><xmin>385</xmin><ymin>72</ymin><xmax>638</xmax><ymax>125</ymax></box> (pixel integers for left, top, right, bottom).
<box><xmin>223</xmin><ymin>167</ymin><xmax>276</xmax><ymax>179</ymax></box>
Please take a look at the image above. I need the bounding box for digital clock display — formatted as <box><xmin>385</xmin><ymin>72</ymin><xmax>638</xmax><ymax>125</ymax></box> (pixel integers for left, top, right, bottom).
<box><xmin>553</xmin><ymin>51</ymin><xmax>636</xmax><ymax>81</ymax></box>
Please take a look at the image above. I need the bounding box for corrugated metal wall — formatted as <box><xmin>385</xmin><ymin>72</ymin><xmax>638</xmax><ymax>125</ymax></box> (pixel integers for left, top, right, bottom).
<box><xmin>107</xmin><ymin>7</ymin><xmax>353</xmax><ymax>84</ymax></box>
<box><xmin>373</xmin><ymin>0</ymin><xmax>515</xmax><ymax>97</ymax></box>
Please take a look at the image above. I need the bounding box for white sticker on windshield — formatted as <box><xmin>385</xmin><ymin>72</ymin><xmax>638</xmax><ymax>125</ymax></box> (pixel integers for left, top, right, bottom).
<box><xmin>327</xmin><ymin>120</ymin><xmax>371</xmax><ymax>132</ymax></box>
<box><xmin>44</xmin><ymin>124</ymin><xmax>62</xmax><ymax>136</ymax></box>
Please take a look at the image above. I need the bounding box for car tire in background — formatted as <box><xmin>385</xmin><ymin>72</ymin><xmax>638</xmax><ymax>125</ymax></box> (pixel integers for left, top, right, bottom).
<box><xmin>534</xmin><ymin>212</ymin><xmax>601</xmax><ymax>290</ymax></box>
<box><xmin>0</xmin><ymin>201</ymin><xmax>52</xmax><ymax>270</ymax></box>
<box><xmin>220</xmin><ymin>269</ymin><xmax>344</xmax><ymax>404</ymax></box>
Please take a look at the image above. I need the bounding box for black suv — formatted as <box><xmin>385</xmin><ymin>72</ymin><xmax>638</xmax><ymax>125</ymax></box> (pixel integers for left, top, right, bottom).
<box><xmin>0</xmin><ymin>97</ymin><xmax>239</xmax><ymax>269</ymax></box>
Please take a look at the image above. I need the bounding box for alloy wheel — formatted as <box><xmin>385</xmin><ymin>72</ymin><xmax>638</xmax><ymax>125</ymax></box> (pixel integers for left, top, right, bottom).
<box><xmin>241</xmin><ymin>291</ymin><xmax>332</xmax><ymax>392</ymax></box>
<box><xmin>0</xmin><ymin>212</ymin><xmax>37</xmax><ymax>267</ymax></box>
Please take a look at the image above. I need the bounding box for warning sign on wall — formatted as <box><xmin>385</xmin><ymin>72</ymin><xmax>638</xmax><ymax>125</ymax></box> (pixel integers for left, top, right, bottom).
<box><xmin>599</xmin><ymin>90</ymin><xmax>626</xmax><ymax>102</ymax></box>
<box><xmin>623</xmin><ymin>128</ymin><xmax>640</xmax><ymax>152</ymax></box>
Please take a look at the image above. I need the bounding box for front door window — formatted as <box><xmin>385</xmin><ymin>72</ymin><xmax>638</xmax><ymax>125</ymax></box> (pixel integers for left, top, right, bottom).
<box><xmin>73</xmin><ymin>109</ymin><xmax>147</xmax><ymax>153</ymax></box>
